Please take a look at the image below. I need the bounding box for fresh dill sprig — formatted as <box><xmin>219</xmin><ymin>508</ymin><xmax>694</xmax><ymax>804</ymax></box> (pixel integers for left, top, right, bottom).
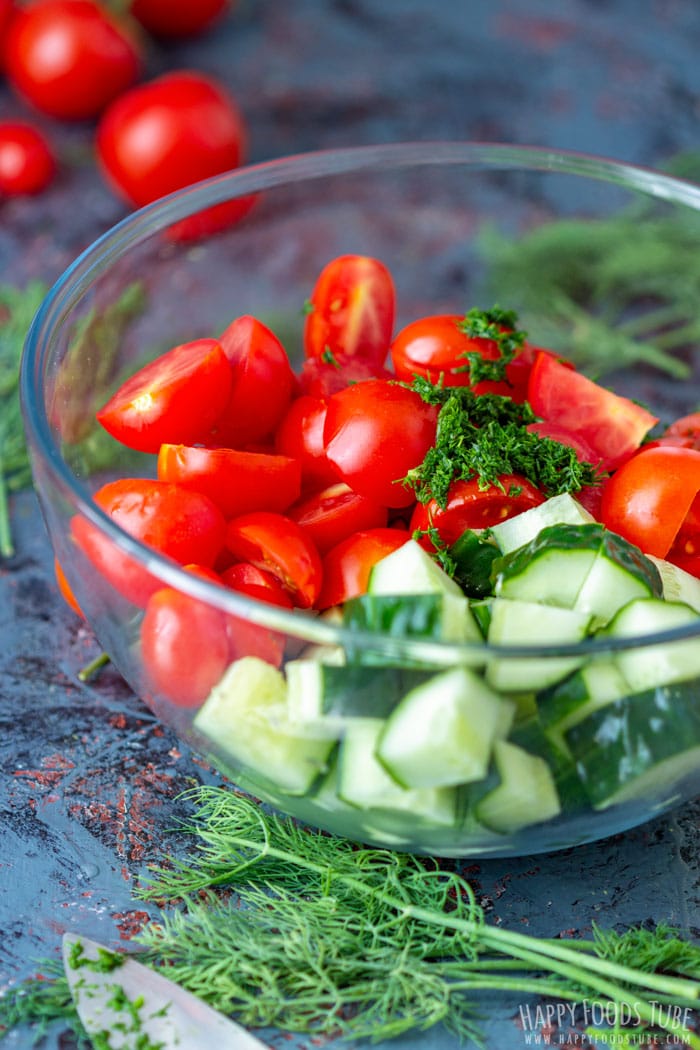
<box><xmin>457</xmin><ymin>305</ymin><xmax>526</xmax><ymax>384</ymax></box>
<box><xmin>0</xmin><ymin>958</ymin><xmax>90</xmax><ymax>1048</ymax></box>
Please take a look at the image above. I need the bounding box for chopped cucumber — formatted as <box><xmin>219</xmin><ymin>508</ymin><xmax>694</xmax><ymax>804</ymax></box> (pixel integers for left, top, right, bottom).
<box><xmin>537</xmin><ymin>659</ymin><xmax>631</xmax><ymax>754</ymax></box>
<box><xmin>368</xmin><ymin>538</ymin><xmax>463</xmax><ymax>596</ymax></box>
<box><xmin>376</xmin><ymin>666</ymin><xmax>510</xmax><ymax>788</ymax></box>
<box><xmin>573</xmin><ymin>530</ymin><xmax>662</xmax><ymax>626</ymax></box>
<box><xmin>489</xmin><ymin>492</ymin><xmax>595</xmax><ymax>553</ymax></box>
<box><xmin>565</xmin><ymin>681</ymin><xmax>700</xmax><ymax>809</ymax></box>
<box><xmin>607</xmin><ymin>597</ymin><xmax>700</xmax><ymax>691</ymax></box>
<box><xmin>448</xmin><ymin>529</ymin><xmax>500</xmax><ymax>598</ymax></box>
<box><xmin>486</xmin><ymin>597</ymin><xmax>591</xmax><ymax>692</ymax></box>
<box><xmin>649</xmin><ymin>555</ymin><xmax>700</xmax><ymax>612</ymax></box>
<box><xmin>342</xmin><ymin>591</ymin><xmax>482</xmax><ymax>656</ymax></box>
<box><xmin>193</xmin><ymin>657</ymin><xmax>334</xmax><ymax>795</ymax></box>
<box><xmin>474</xmin><ymin>739</ymin><xmax>561</xmax><ymax>833</ymax></box>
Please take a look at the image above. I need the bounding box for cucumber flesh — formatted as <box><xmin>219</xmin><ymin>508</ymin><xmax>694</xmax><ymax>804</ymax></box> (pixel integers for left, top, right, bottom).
<box><xmin>537</xmin><ymin>659</ymin><xmax>631</xmax><ymax>754</ymax></box>
<box><xmin>368</xmin><ymin>538</ymin><xmax>463</xmax><ymax>596</ymax></box>
<box><xmin>474</xmin><ymin>739</ymin><xmax>561</xmax><ymax>833</ymax></box>
<box><xmin>486</xmin><ymin>597</ymin><xmax>591</xmax><ymax>692</ymax></box>
<box><xmin>607</xmin><ymin>597</ymin><xmax>700</xmax><ymax>691</ymax></box>
<box><xmin>489</xmin><ymin>492</ymin><xmax>595</xmax><ymax>553</ymax></box>
<box><xmin>649</xmin><ymin>555</ymin><xmax>700</xmax><ymax>612</ymax></box>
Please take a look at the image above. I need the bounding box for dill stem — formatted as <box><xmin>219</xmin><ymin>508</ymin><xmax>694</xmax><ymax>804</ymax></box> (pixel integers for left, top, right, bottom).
<box><xmin>617</xmin><ymin>301</ymin><xmax>691</xmax><ymax>338</ymax></box>
<box><xmin>77</xmin><ymin>651</ymin><xmax>111</xmax><ymax>682</ymax></box>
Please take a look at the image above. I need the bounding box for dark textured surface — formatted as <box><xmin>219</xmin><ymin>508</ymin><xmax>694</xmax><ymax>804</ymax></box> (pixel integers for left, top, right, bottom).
<box><xmin>2</xmin><ymin>2</ymin><xmax>700</xmax><ymax>1048</ymax></box>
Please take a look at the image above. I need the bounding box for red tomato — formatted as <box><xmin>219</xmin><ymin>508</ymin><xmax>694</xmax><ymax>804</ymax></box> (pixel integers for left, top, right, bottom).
<box><xmin>299</xmin><ymin>350</ymin><xmax>393</xmax><ymax>399</ymax></box>
<box><xmin>323</xmin><ymin>379</ymin><xmax>439</xmax><ymax>509</ymax></box>
<box><xmin>221</xmin><ymin>562</ymin><xmax>294</xmax><ymax>608</ymax></box>
<box><xmin>96</xmin><ymin>70</ymin><xmax>246</xmax><ymax>209</ymax></box>
<box><xmin>5</xmin><ymin>0</ymin><xmax>141</xmax><ymax>121</ymax></box>
<box><xmin>130</xmin><ymin>0</ymin><xmax>228</xmax><ymax>38</ymax></box>
<box><xmin>600</xmin><ymin>446</ymin><xmax>700</xmax><ymax>558</ymax></box>
<box><xmin>289</xmin><ymin>482</ymin><xmax>388</xmax><ymax>554</ymax></box>
<box><xmin>157</xmin><ymin>444</ymin><xmax>302</xmax><ymax>519</ymax></box>
<box><xmin>0</xmin><ymin>121</ymin><xmax>55</xmax><ymax>195</ymax></box>
<box><xmin>304</xmin><ymin>255</ymin><xmax>396</xmax><ymax>369</ymax></box>
<box><xmin>0</xmin><ymin>0</ymin><xmax>16</xmax><ymax>65</ymax></box>
<box><xmin>209</xmin><ymin>316</ymin><xmax>296</xmax><ymax>446</ymax></box>
<box><xmin>526</xmin><ymin>421</ymin><xmax>603</xmax><ymax>466</ymax></box>
<box><xmin>316</xmin><ymin>528</ymin><xmax>409</xmax><ymax>610</ymax></box>
<box><xmin>54</xmin><ymin>557</ymin><xmax>83</xmax><ymax>617</ymax></box>
<box><xmin>96</xmin><ymin>339</ymin><xmax>232</xmax><ymax>454</ymax></box>
<box><xmin>662</xmin><ymin>412</ymin><xmax>700</xmax><ymax>449</ymax></box>
<box><xmin>274</xmin><ymin>394</ymin><xmax>338</xmax><ymax>491</ymax></box>
<box><xmin>527</xmin><ymin>351</ymin><xmax>658</xmax><ymax>471</ymax></box>
<box><xmin>226</xmin><ymin>511</ymin><xmax>323</xmax><ymax>609</ymax></box>
<box><xmin>71</xmin><ymin>478</ymin><xmax>227</xmax><ymax>606</ymax></box>
<box><xmin>410</xmin><ymin>475</ymin><xmax>545</xmax><ymax>547</ymax></box>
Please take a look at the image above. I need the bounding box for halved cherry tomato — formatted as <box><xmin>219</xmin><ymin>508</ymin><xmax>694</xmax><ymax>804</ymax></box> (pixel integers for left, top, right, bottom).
<box><xmin>410</xmin><ymin>475</ymin><xmax>545</xmax><ymax>548</ymax></box>
<box><xmin>96</xmin><ymin>339</ymin><xmax>232</xmax><ymax>454</ymax></box>
<box><xmin>323</xmin><ymin>379</ymin><xmax>439</xmax><ymax>509</ymax></box>
<box><xmin>209</xmin><ymin>316</ymin><xmax>296</xmax><ymax>446</ymax></box>
<box><xmin>221</xmin><ymin>562</ymin><xmax>294</xmax><ymax>608</ymax></box>
<box><xmin>662</xmin><ymin>412</ymin><xmax>700</xmax><ymax>449</ymax></box>
<box><xmin>600</xmin><ymin>445</ymin><xmax>700</xmax><ymax>559</ymax></box>
<box><xmin>157</xmin><ymin>444</ymin><xmax>301</xmax><ymax>519</ymax></box>
<box><xmin>0</xmin><ymin>121</ymin><xmax>55</xmax><ymax>195</ymax></box>
<box><xmin>5</xmin><ymin>0</ymin><xmax>141</xmax><ymax>121</ymax></box>
<box><xmin>129</xmin><ymin>0</ymin><xmax>228</xmax><ymax>38</ymax></box>
<box><xmin>527</xmin><ymin>351</ymin><xmax>658</xmax><ymax>471</ymax></box>
<box><xmin>225</xmin><ymin>511</ymin><xmax>322</xmax><ymax>609</ymax></box>
<box><xmin>72</xmin><ymin>479</ymin><xmax>227</xmax><ymax>607</ymax></box>
<box><xmin>274</xmin><ymin>394</ymin><xmax>338</xmax><ymax>491</ymax></box>
<box><xmin>316</xmin><ymin>527</ymin><xmax>409</xmax><ymax>610</ymax></box>
<box><xmin>299</xmin><ymin>350</ymin><xmax>393</xmax><ymax>398</ymax></box>
<box><xmin>304</xmin><ymin>254</ymin><xmax>395</xmax><ymax>369</ymax></box>
<box><xmin>289</xmin><ymin>482</ymin><xmax>388</xmax><ymax>554</ymax></box>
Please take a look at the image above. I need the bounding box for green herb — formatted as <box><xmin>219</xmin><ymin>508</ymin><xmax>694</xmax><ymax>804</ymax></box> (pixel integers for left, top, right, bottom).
<box><xmin>406</xmin><ymin>380</ymin><xmax>599</xmax><ymax>508</ymax></box>
<box><xmin>457</xmin><ymin>305</ymin><xmax>526</xmax><ymax>384</ymax></box>
<box><xmin>0</xmin><ymin>958</ymin><xmax>91</xmax><ymax>1048</ymax></box>
<box><xmin>320</xmin><ymin>346</ymin><xmax>341</xmax><ymax>367</ymax></box>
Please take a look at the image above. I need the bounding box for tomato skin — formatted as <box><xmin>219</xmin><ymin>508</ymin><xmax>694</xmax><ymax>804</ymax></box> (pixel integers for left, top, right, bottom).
<box><xmin>304</xmin><ymin>255</ymin><xmax>396</xmax><ymax>369</ymax></box>
<box><xmin>225</xmin><ymin>511</ymin><xmax>323</xmax><ymax>609</ymax></box>
<box><xmin>221</xmin><ymin>562</ymin><xmax>294</xmax><ymax>608</ymax></box>
<box><xmin>662</xmin><ymin>412</ymin><xmax>700</xmax><ymax>450</ymax></box>
<box><xmin>410</xmin><ymin>475</ymin><xmax>545</xmax><ymax>548</ymax></box>
<box><xmin>5</xmin><ymin>0</ymin><xmax>141</xmax><ymax>121</ymax></box>
<box><xmin>54</xmin><ymin>557</ymin><xmax>83</xmax><ymax>617</ymax></box>
<box><xmin>210</xmin><ymin>316</ymin><xmax>296</xmax><ymax>446</ymax></box>
<box><xmin>0</xmin><ymin>121</ymin><xmax>55</xmax><ymax>195</ymax></box>
<box><xmin>129</xmin><ymin>0</ymin><xmax>227</xmax><ymax>38</ymax></box>
<box><xmin>71</xmin><ymin>478</ymin><xmax>227</xmax><ymax>607</ymax></box>
<box><xmin>526</xmin><ymin>421</ymin><xmax>603</xmax><ymax>466</ymax></box>
<box><xmin>299</xmin><ymin>350</ymin><xmax>393</xmax><ymax>399</ymax></box>
<box><xmin>289</xmin><ymin>482</ymin><xmax>388</xmax><ymax>554</ymax></box>
<box><xmin>96</xmin><ymin>70</ymin><xmax>246</xmax><ymax>209</ymax></box>
<box><xmin>96</xmin><ymin>338</ymin><xmax>232</xmax><ymax>454</ymax></box>
<box><xmin>527</xmin><ymin>351</ymin><xmax>658</xmax><ymax>471</ymax></box>
<box><xmin>157</xmin><ymin>444</ymin><xmax>302</xmax><ymax>519</ymax></box>
<box><xmin>600</xmin><ymin>445</ymin><xmax>700</xmax><ymax>558</ymax></box>
<box><xmin>316</xmin><ymin>528</ymin><xmax>409</xmax><ymax>610</ymax></box>
<box><xmin>323</xmin><ymin>379</ymin><xmax>439</xmax><ymax>509</ymax></box>
<box><xmin>274</xmin><ymin>394</ymin><xmax>338</xmax><ymax>492</ymax></box>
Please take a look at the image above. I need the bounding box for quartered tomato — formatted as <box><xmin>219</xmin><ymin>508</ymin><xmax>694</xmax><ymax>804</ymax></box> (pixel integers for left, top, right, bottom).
<box><xmin>274</xmin><ymin>394</ymin><xmax>338</xmax><ymax>491</ymax></box>
<box><xmin>527</xmin><ymin>350</ymin><xmax>658</xmax><ymax>472</ymax></box>
<box><xmin>210</xmin><ymin>315</ymin><xmax>296</xmax><ymax>446</ymax></box>
<box><xmin>225</xmin><ymin>511</ymin><xmax>323</xmax><ymax>609</ymax></box>
<box><xmin>0</xmin><ymin>121</ymin><xmax>55</xmax><ymax>195</ymax></box>
<box><xmin>323</xmin><ymin>379</ymin><xmax>439</xmax><ymax>508</ymax></box>
<box><xmin>304</xmin><ymin>254</ymin><xmax>395</xmax><ymax>369</ymax></box>
<box><xmin>289</xmin><ymin>482</ymin><xmax>388</xmax><ymax>554</ymax></box>
<box><xmin>600</xmin><ymin>445</ymin><xmax>700</xmax><ymax>561</ymax></box>
<box><xmin>316</xmin><ymin>527</ymin><xmax>410</xmax><ymax>610</ymax></box>
<box><xmin>157</xmin><ymin>444</ymin><xmax>302</xmax><ymax>519</ymax></box>
<box><xmin>96</xmin><ymin>338</ymin><xmax>232</xmax><ymax>454</ymax></box>
<box><xmin>299</xmin><ymin>350</ymin><xmax>393</xmax><ymax>398</ymax></box>
<box><xmin>410</xmin><ymin>474</ymin><xmax>545</xmax><ymax>548</ymax></box>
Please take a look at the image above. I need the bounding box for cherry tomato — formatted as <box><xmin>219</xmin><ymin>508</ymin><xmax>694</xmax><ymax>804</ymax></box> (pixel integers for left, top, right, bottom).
<box><xmin>304</xmin><ymin>254</ymin><xmax>396</xmax><ymax>369</ymax></box>
<box><xmin>289</xmin><ymin>482</ymin><xmax>388</xmax><ymax>554</ymax></box>
<box><xmin>209</xmin><ymin>316</ymin><xmax>297</xmax><ymax>446</ymax></box>
<box><xmin>299</xmin><ymin>350</ymin><xmax>393</xmax><ymax>399</ymax></box>
<box><xmin>96</xmin><ymin>70</ymin><xmax>246</xmax><ymax>210</ymax></box>
<box><xmin>0</xmin><ymin>121</ymin><xmax>55</xmax><ymax>195</ymax></box>
<box><xmin>157</xmin><ymin>444</ymin><xmax>302</xmax><ymax>519</ymax></box>
<box><xmin>527</xmin><ymin>351</ymin><xmax>658</xmax><ymax>472</ymax></box>
<box><xmin>526</xmin><ymin>421</ymin><xmax>603</xmax><ymax>466</ymax></box>
<box><xmin>0</xmin><ymin>0</ymin><xmax>16</xmax><ymax>67</ymax></box>
<box><xmin>662</xmin><ymin>412</ymin><xmax>700</xmax><ymax>449</ymax></box>
<box><xmin>226</xmin><ymin>511</ymin><xmax>323</xmax><ymax>609</ymax></box>
<box><xmin>96</xmin><ymin>339</ymin><xmax>232</xmax><ymax>454</ymax></box>
<box><xmin>141</xmin><ymin>585</ymin><xmax>231</xmax><ymax>708</ymax></box>
<box><xmin>129</xmin><ymin>0</ymin><xmax>228</xmax><ymax>38</ymax></box>
<box><xmin>274</xmin><ymin>394</ymin><xmax>338</xmax><ymax>491</ymax></box>
<box><xmin>323</xmin><ymin>379</ymin><xmax>439</xmax><ymax>509</ymax></box>
<box><xmin>71</xmin><ymin>478</ymin><xmax>227</xmax><ymax>606</ymax></box>
<box><xmin>600</xmin><ymin>445</ymin><xmax>700</xmax><ymax>559</ymax></box>
<box><xmin>316</xmin><ymin>528</ymin><xmax>410</xmax><ymax>610</ymax></box>
<box><xmin>5</xmin><ymin>0</ymin><xmax>141</xmax><ymax>121</ymax></box>
<box><xmin>221</xmin><ymin>562</ymin><xmax>294</xmax><ymax>608</ymax></box>
<box><xmin>54</xmin><ymin>557</ymin><xmax>83</xmax><ymax>617</ymax></box>
<box><xmin>410</xmin><ymin>475</ymin><xmax>545</xmax><ymax>547</ymax></box>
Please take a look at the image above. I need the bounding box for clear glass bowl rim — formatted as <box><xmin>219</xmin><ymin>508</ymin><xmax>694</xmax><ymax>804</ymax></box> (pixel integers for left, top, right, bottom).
<box><xmin>20</xmin><ymin>139</ymin><xmax>700</xmax><ymax>660</ymax></box>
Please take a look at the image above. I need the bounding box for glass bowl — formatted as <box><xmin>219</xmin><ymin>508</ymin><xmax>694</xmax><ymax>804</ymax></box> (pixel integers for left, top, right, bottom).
<box><xmin>20</xmin><ymin>141</ymin><xmax>700</xmax><ymax>857</ymax></box>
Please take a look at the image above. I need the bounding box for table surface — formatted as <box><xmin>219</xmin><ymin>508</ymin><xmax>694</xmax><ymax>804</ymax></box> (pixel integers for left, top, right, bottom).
<box><xmin>2</xmin><ymin>3</ymin><xmax>700</xmax><ymax>1048</ymax></box>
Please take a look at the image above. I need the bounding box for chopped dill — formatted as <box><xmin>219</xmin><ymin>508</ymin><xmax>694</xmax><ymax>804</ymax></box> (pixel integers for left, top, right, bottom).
<box><xmin>458</xmin><ymin>304</ymin><xmax>526</xmax><ymax>384</ymax></box>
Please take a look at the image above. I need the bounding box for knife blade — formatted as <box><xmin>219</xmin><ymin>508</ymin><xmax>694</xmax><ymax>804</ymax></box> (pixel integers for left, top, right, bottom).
<box><xmin>62</xmin><ymin>932</ymin><xmax>269</xmax><ymax>1050</ymax></box>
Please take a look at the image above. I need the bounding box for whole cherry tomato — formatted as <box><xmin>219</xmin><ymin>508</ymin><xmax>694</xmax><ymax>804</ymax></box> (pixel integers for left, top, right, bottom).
<box><xmin>130</xmin><ymin>0</ymin><xmax>228</xmax><ymax>38</ymax></box>
<box><xmin>5</xmin><ymin>0</ymin><xmax>141</xmax><ymax>121</ymax></box>
<box><xmin>316</xmin><ymin>528</ymin><xmax>410</xmax><ymax>610</ymax></box>
<box><xmin>0</xmin><ymin>121</ymin><xmax>55</xmax><ymax>195</ymax></box>
<box><xmin>410</xmin><ymin>475</ymin><xmax>545</xmax><ymax>548</ymax></box>
<box><xmin>289</xmin><ymin>482</ymin><xmax>388</xmax><ymax>554</ymax></box>
<box><xmin>323</xmin><ymin>379</ymin><xmax>439</xmax><ymax>509</ymax></box>
<box><xmin>304</xmin><ymin>255</ymin><xmax>396</xmax><ymax>369</ymax></box>
<box><xmin>225</xmin><ymin>511</ymin><xmax>323</xmax><ymax>609</ymax></box>
<box><xmin>96</xmin><ymin>338</ymin><xmax>233</xmax><ymax>454</ymax></box>
<box><xmin>96</xmin><ymin>70</ymin><xmax>246</xmax><ymax>210</ymax></box>
<box><xmin>274</xmin><ymin>394</ymin><xmax>338</xmax><ymax>492</ymax></box>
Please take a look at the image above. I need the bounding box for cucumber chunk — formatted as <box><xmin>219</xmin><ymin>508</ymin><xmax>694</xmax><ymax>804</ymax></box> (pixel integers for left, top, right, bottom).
<box><xmin>368</xmin><ymin>538</ymin><xmax>463</xmax><ymax>596</ymax></box>
<box><xmin>565</xmin><ymin>681</ymin><xmax>700</xmax><ymax>809</ymax></box>
<box><xmin>343</xmin><ymin>591</ymin><xmax>482</xmax><ymax>655</ymax></box>
<box><xmin>573</xmin><ymin>531</ymin><xmax>662</xmax><ymax>626</ymax></box>
<box><xmin>489</xmin><ymin>492</ymin><xmax>595</xmax><ymax>554</ymax></box>
<box><xmin>376</xmin><ymin>666</ymin><xmax>510</xmax><ymax>788</ymax></box>
<box><xmin>607</xmin><ymin>597</ymin><xmax>700</xmax><ymax>691</ymax></box>
<box><xmin>448</xmin><ymin>529</ymin><xmax>500</xmax><ymax>598</ymax></box>
<box><xmin>474</xmin><ymin>739</ymin><xmax>561</xmax><ymax>834</ymax></box>
<box><xmin>537</xmin><ymin>659</ymin><xmax>631</xmax><ymax>754</ymax></box>
<box><xmin>649</xmin><ymin>555</ymin><xmax>700</xmax><ymax>612</ymax></box>
<box><xmin>486</xmin><ymin>597</ymin><xmax>591</xmax><ymax>692</ymax></box>
<box><xmin>193</xmin><ymin>657</ymin><xmax>334</xmax><ymax>795</ymax></box>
